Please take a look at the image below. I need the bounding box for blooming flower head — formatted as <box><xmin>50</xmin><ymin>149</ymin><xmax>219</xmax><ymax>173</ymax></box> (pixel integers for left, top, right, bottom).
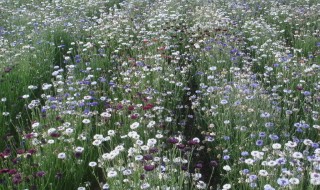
<box><xmin>107</xmin><ymin>170</ymin><xmax>117</xmax><ymax>178</ymax></box>
<box><xmin>89</xmin><ymin>162</ymin><xmax>97</xmax><ymax>167</ymax></box>
<box><xmin>264</xmin><ymin>184</ymin><xmax>275</xmax><ymax>190</ymax></box>
<box><xmin>259</xmin><ymin>170</ymin><xmax>268</xmax><ymax>177</ymax></box>
<box><xmin>292</xmin><ymin>152</ymin><xmax>304</xmax><ymax>159</ymax></box>
<box><xmin>222</xmin><ymin>184</ymin><xmax>231</xmax><ymax>189</ymax></box>
<box><xmin>289</xmin><ymin>178</ymin><xmax>300</xmax><ymax>185</ymax></box>
<box><xmin>256</xmin><ymin>140</ymin><xmax>264</xmax><ymax>146</ymax></box>
<box><xmin>58</xmin><ymin>152</ymin><xmax>66</xmax><ymax>159</ymax></box>
<box><xmin>82</xmin><ymin>119</ymin><xmax>90</xmax><ymax>124</ymax></box>
<box><xmin>272</xmin><ymin>143</ymin><xmax>281</xmax><ymax>150</ymax></box>
<box><xmin>223</xmin><ymin>165</ymin><xmax>231</xmax><ymax>171</ymax></box>
<box><xmin>196</xmin><ymin>181</ymin><xmax>206</xmax><ymax>189</ymax></box>
<box><xmin>140</xmin><ymin>182</ymin><xmax>150</xmax><ymax>189</ymax></box>
<box><xmin>130</xmin><ymin>122</ymin><xmax>140</xmax><ymax>129</ymax></box>
<box><xmin>277</xmin><ymin>177</ymin><xmax>289</xmax><ymax>187</ymax></box>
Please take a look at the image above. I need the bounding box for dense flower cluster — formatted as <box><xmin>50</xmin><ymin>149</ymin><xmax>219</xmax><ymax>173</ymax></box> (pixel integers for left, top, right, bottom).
<box><xmin>0</xmin><ymin>0</ymin><xmax>319</xmax><ymax>189</ymax></box>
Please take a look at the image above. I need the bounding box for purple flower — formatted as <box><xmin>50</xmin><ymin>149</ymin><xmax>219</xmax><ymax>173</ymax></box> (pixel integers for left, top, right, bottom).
<box><xmin>143</xmin><ymin>154</ymin><xmax>153</xmax><ymax>161</ymax></box>
<box><xmin>187</xmin><ymin>139</ymin><xmax>199</xmax><ymax>146</ymax></box>
<box><xmin>223</xmin><ymin>155</ymin><xmax>230</xmax><ymax>160</ymax></box>
<box><xmin>12</xmin><ymin>173</ymin><xmax>22</xmax><ymax>184</ymax></box>
<box><xmin>277</xmin><ymin>177</ymin><xmax>289</xmax><ymax>186</ymax></box>
<box><xmin>242</xmin><ymin>169</ymin><xmax>250</xmax><ymax>174</ymax></box>
<box><xmin>167</xmin><ymin>137</ymin><xmax>179</xmax><ymax>144</ymax></box>
<box><xmin>312</xmin><ymin>143</ymin><xmax>319</xmax><ymax>148</ymax></box>
<box><xmin>303</xmin><ymin>91</ymin><xmax>311</xmax><ymax>96</ymax></box>
<box><xmin>176</xmin><ymin>144</ymin><xmax>185</xmax><ymax>149</ymax></box>
<box><xmin>259</xmin><ymin>132</ymin><xmax>266</xmax><ymax>138</ymax></box>
<box><xmin>210</xmin><ymin>160</ymin><xmax>218</xmax><ymax>168</ymax></box>
<box><xmin>241</xmin><ymin>151</ymin><xmax>249</xmax><ymax>156</ymax></box>
<box><xmin>296</xmin><ymin>127</ymin><xmax>303</xmax><ymax>133</ymax></box>
<box><xmin>249</xmin><ymin>175</ymin><xmax>257</xmax><ymax>181</ymax></box>
<box><xmin>195</xmin><ymin>162</ymin><xmax>203</xmax><ymax>169</ymax></box>
<box><xmin>144</xmin><ymin>165</ymin><xmax>155</xmax><ymax>171</ymax></box>
<box><xmin>269</xmin><ymin>134</ymin><xmax>279</xmax><ymax>141</ymax></box>
<box><xmin>36</xmin><ymin>171</ymin><xmax>46</xmax><ymax>177</ymax></box>
<box><xmin>149</xmin><ymin>147</ymin><xmax>158</xmax><ymax>154</ymax></box>
<box><xmin>8</xmin><ymin>169</ymin><xmax>17</xmax><ymax>175</ymax></box>
<box><xmin>74</xmin><ymin>152</ymin><xmax>82</xmax><ymax>159</ymax></box>
<box><xmin>256</xmin><ymin>140</ymin><xmax>264</xmax><ymax>146</ymax></box>
<box><xmin>0</xmin><ymin>169</ymin><xmax>9</xmax><ymax>174</ymax></box>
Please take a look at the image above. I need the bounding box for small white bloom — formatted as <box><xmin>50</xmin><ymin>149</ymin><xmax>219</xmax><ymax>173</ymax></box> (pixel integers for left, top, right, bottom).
<box><xmin>89</xmin><ymin>162</ymin><xmax>97</xmax><ymax>167</ymax></box>
<box><xmin>272</xmin><ymin>143</ymin><xmax>282</xmax><ymax>150</ymax></box>
<box><xmin>136</xmin><ymin>140</ymin><xmax>143</xmax><ymax>146</ymax></box>
<box><xmin>244</xmin><ymin>158</ymin><xmax>254</xmax><ymax>165</ymax></box>
<box><xmin>135</xmin><ymin>155</ymin><xmax>143</xmax><ymax>161</ymax></box>
<box><xmin>108</xmin><ymin>130</ymin><xmax>115</xmax><ymax>136</ymax></box>
<box><xmin>140</xmin><ymin>182</ymin><xmax>150</xmax><ymax>189</ymax></box>
<box><xmin>130</xmin><ymin>122</ymin><xmax>140</xmax><ymax>129</ymax></box>
<box><xmin>82</xmin><ymin>119</ymin><xmax>90</xmax><ymax>124</ymax></box>
<box><xmin>32</xmin><ymin>122</ymin><xmax>40</xmax><ymax>129</ymax></box>
<box><xmin>75</xmin><ymin>147</ymin><xmax>84</xmax><ymax>152</ymax></box>
<box><xmin>93</xmin><ymin>134</ymin><xmax>104</xmax><ymax>140</ymax></box>
<box><xmin>147</xmin><ymin>138</ymin><xmax>157</xmax><ymax>146</ymax></box>
<box><xmin>83</xmin><ymin>96</ymin><xmax>92</xmax><ymax>100</ymax></box>
<box><xmin>92</xmin><ymin>139</ymin><xmax>102</xmax><ymax>146</ymax></box>
<box><xmin>267</xmin><ymin>160</ymin><xmax>277</xmax><ymax>167</ymax></box>
<box><xmin>165</xmin><ymin>117</ymin><xmax>172</xmax><ymax>122</ymax></box>
<box><xmin>222</xmin><ymin>184</ymin><xmax>231</xmax><ymax>189</ymax></box>
<box><xmin>220</xmin><ymin>99</ymin><xmax>228</xmax><ymax>105</ymax></box>
<box><xmin>285</xmin><ymin>141</ymin><xmax>297</xmax><ymax>148</ymax></box>
<box><xmin>140</xmin><ymin>145</ymin><xmax>149</xmax><ymax>151</ymax></box>
<box><xmin>147</xmin><ymin>121</ymin><xmax>156</xmax><ymax>128</ymax></box>
<box><xmin>155</xmin><ymin>134</ymin><xmax>163</xmax><ymax>139</ymax></box>
<box><xmin>58</xmin><ymin>152</ymin><xmax>66</xmax><ymax>159</ymax></box>
<box><xmin>259</xmin><ymin>170</ymin><xmax>268</xmax><ymax>176</ymax></box>
<box><xmin>289</xmin><ymin>177</ymin><xmax>300</xmax><ymax>185</ymax></box>
<box><xmin>65</xmin><ymin>128</ymin><xmax>74</xmax><ymax>135</ymax></box>
<box><xmin>101</xmin><ymin>112</ymin><xmax>111</xmax><ymax>118</ymax></box>
<box><xmin>107</xmin><ymin>170</ymin><xmax>117</xmax><ymax>178</ymax></box>
<box><xmin>292</xmin><ymin>152</ymin><xmax>304</xmax><ymax>159</ymax></box>
<box><xmin>223</xmin><ymin>165</ymin><xmax>231</xmax><ymax>171</ymax></box>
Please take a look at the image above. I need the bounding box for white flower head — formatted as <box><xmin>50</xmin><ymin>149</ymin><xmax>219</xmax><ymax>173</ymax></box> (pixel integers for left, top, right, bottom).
<box><xmin>82</xmin><ymin>119</ymin><xmax>91</xmax><ymax>124</ymax></box>
<box><xmin>222</xmin><ymin>184</ymin><xmax>231</xmax><ymax>189</ymax></box>
<box><xmin>92</xmin><ymin>139</ymin><xmax>102</xmax><ymax>146</ymax></box>
<box><xmin>130</xmin><ymin>122</ymin><xmax>140</xmax><ymax>129</ymax></box>
<box><xmin>89</xmin><ymin>162</ymin><xmax>97</xmax><ymax>167</ymax></box>
<box><xmin>272</xmin><ymin>143</ymin><xmax>282</xmax><ymax>150</ymax></box>
<box><xmin>107</xmin><ymin>170</ymin><xmax>117</xmax><ymax>178</ymax></box>
<box><xmin>223</xmin><ymin>165</ymin><xmax>231</xmax><ymax>171</ymax></box>
<box><xmin>58</xmin><ymin>152</ymin><xmax>66</xmax><ymax>159</ymax></box>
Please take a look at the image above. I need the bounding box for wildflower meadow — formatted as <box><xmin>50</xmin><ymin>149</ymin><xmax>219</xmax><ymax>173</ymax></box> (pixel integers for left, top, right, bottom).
<box><xmin>0</xmin><ymin>0</ymin><xmax>319</xmax><ymax>189</ymax></box>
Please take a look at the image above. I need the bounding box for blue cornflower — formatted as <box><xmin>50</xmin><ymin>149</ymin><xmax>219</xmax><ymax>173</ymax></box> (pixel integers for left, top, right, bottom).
<box><xmin>241</xmin><ymin>151</ymin><xmax>249</xmax><ymax>156</ymax></box>
<box><xmin>277</xmin><ymin>177</ymin><xmax>289</xmax><ymax>186</ymax></box>
<box><xmin>242</xmin><ymin>169</ymin><xmax>250</xmax><ymax>174</ymax></box>
<box><xmin>256</xmin><ymin>140</ymin><xmax>264</xmax><ymax>146</ymax></box>
<box><xmin>223</xmin><ymin>155</ymin><xmax>230</xmax><ymax>160</ymax></box>
<box><xmin>269</xmin><ymin>134</ymin><xmax>279</xmax><ymax>141</ymax></box>
<box><xmin>259</xmin><ymin>132</ymin><xmax>266</xmax><ymax>138</ymax></box>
